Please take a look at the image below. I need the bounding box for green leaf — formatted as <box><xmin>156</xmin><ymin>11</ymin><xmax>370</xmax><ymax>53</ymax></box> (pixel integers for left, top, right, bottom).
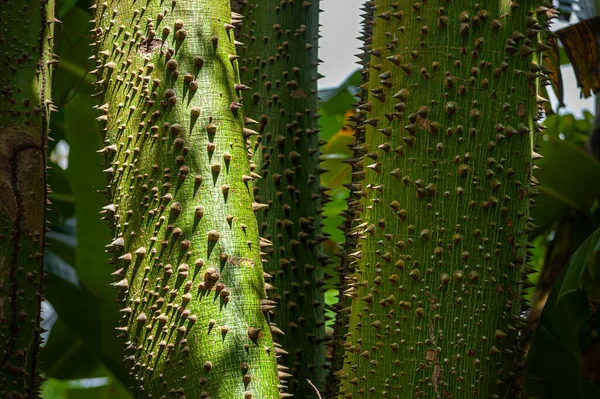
<box><xmin>41</xmin><ymin>371</ymin><xmax>132</xmax><ymax>399</ymax></box>
<box><xmin>533</xmin><ymin>131</ymin><xmax>600</xmax><ymax>235</ymax></box>
<box><xmin>53</xmin><ymin>7</ymin><xmax>96</xmax><ymax>106</ymax></box>
<box><xmin>57</xmin><ymin>0</ymin><xmax>78</xmax><ymax>18</ymax></box>
<box><xmin>526</xmin><ymin>271</ymin><xmax>590</xmax><ymax>399</ymax></box>
<box><xmin>64</xmin><ymin>93</ymin><xmax>113</xmax><ymax>300</ymax></box>
<box><xmin>43</xmin><ymin>250</ymin><xmax>129</xmax><ymax>387</ymax></box>
<box><xmin>40</xmin><ymin>319</ymin><xmax>100</xmax><ymax>380</ymax></box>
<box><xmin>46</xmin><ymin>221</ymin><xmax>77</xmax><ymax>267</ymax></box>
<box><xmin>47</xmin><ymin>160</ymin><xmax>75</xmax><ymax>227</ymax></box>
<box><xmin>559</xmin><ymin>226</ymin><xmax>600</xmax><ymax>301</ymax></box>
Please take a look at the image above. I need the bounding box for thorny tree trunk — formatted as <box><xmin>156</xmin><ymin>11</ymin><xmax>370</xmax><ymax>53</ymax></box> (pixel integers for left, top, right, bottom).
<box><xmin>337</xmin><ymin>1</ymin><xmax>554</xmax><ymax>398</ymax></box>
<box><xmin>327</xmin><ymin>2</ymin><xmax>375</xmax><ymax>396</ymax></box>
<box><xmin>0</xmin><ymin>0</ymin><xmax>54</xmax><ymax>397</ymax></box>
<box><xmin>92</xmin><ymin>1</ymin><xmax>282</xmax><ymax>398</ymax></box>
<box><xmin>235</xmin><ymin>0</ymin><xmax>328</xmax><ymax>396</ymax></box>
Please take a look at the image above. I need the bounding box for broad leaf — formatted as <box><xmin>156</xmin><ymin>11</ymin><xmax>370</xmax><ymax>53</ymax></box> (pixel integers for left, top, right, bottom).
<box><xmin>527</xmin><ymin>226</ymin><xmax>600</xmax><ymax>398</ymax></box>
<box><xmin>43</xmin><ymin>250</ymin><xmax>129</xmax><ymax>387</ymax></box>
<box><xmin>40</xmin><ymin>319</ymin><xmax>100</xmax><ymax>380</ymax></box>
<box><xmin>526</xmin><ymin>273</ymin><xmax>590</xmax><ymax>399</ymax></box>
<box><xmin>64</xmin><ymin>93</ymin><xmax>113</xmax><ymax>300</ymax></box>
<box><xmin>556</xmin><ymin>16</ymin><xmax>600</xmax><ymax>98</ymax></box>
<box><xmin>319</xmin><ymin>71</ymin><xmax>361</xmax><ymax>141</ymax></box>
<box><xmin>559</xmin><ymin>227</ymin><xmax>600</xmax><ymax>301</ymax></box>
<box><xmin>533</xmin><ymin>123</ymin><xmax>600</xmax><ymax>234</ymax></box>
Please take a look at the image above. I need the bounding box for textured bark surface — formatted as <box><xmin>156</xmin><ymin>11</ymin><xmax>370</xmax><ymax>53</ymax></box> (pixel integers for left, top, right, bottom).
<box><xmin>234</xmin><ymin>0</ymin><xmax>327</xmax><ymax>396</ymax></box>
<box><xmin>0</xmin><ymin>1</ymin><xmax>54</xmax><ymax>397</ymax></box>
<box><xmin>338</xmin><ymin>1</ymin><xmax>551</xmax><ymax>398</ymax></box>
<box><xmin>92</xmin><ymin>1</ymin><xmax>281</xmax><ymax>398</ymax></box>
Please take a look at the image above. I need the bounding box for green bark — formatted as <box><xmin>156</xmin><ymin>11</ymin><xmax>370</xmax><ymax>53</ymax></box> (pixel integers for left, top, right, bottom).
<box><xmin>92</xmin><ymin>1</ymin><xmax>281</xmax><ymax>398</ymax></box>
<box><xmin>234</xmin><ymin>0</ymin><xmax>327</xmax><ymax>396</ymax></box>
<box><xmin>338</xmin><ymin>1</ymin><xmax>552</xmax><ymax>398</ymax></box>
<box><xmin>0</xmin><ymin>0</ymin><xmax>54</xmax><ymax>397</ymax></box>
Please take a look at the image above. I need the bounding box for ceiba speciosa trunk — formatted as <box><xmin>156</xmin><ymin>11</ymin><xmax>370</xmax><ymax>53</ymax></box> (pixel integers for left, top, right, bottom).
<box><xmin>92</xmin><ymin>1</ymin><xmax>283</xmax><ymax>398</ymax></box>
<box><xmin>235</xmin><ymin>0</ymin><xmax>328</xmax><ymax>396</ymax></box>
<box><xmin>337</xmin><ymin>1</ymin><xmax>553</xmax><ymax>398</ymax></box>
<box><xmin>0</xmin><ymin>0</ymin><xmax>55</xmax><ymax>397</ymax></box>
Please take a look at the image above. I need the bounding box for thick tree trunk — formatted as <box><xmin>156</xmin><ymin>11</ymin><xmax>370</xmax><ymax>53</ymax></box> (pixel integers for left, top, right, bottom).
<box><xmin>92</xmin><ymin>1</ymin><xmax>281</xmax><ymax>398</ymax></box>
<box><xmin>0</xmin><ymin>1</ymin><xmax>54</xmax><ymax>397</ymax></box>
<box><xmin>338</xmin><ymin>1</ymin><xmax>551</xmax><ymax>398</ymax></box>
<box><xmin>235</xmin><ymin>0</ymin><xmax>327</xmax><ymax>396</ymax></box>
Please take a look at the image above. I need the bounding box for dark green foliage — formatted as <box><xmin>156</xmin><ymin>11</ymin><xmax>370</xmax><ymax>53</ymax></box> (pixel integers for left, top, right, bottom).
<box><xmin>527</xmin><ymin>226</ymin><xmax>600</xmax><ymax>399</ymax></box>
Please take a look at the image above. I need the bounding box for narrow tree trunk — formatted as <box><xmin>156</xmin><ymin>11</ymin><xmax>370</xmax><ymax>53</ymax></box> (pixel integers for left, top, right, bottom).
<box><xmin>338</xmin><ymin>2</ymin><xmax>552</xmax><ymax>398</ymax></box>
<box><xmin>0</xmin><ymin>1</ymin><xmax>54</xmax><ymax>397</ymax></box>
<box><xmin>234</xmin><ymin>0</ymin><xmax>327</xmax><ymax>396</ymax></box>
<box><xmin>92</xmin><ymin>1</ymin><xmax>281</xmax><ymax>398</ymax></box>
<box><xmin>328</xmin><ymin>2</ymin><xmax>376</xmax><ymax>396</ymax></box>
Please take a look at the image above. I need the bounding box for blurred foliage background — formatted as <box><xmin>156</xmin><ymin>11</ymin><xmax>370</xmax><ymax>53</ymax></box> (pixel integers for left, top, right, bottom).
<box><xmin>40</xmin><ymin>0</ymin><xmax>600</xmax><ymax>397</ymax></box>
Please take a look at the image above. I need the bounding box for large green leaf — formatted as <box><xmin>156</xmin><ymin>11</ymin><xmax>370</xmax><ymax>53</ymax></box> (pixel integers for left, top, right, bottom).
<box><xmin>526</xmin><ymin>274</ymin><xmax>590</xmax><ymax>399</ymax></box>
<box><xmin>533</xmin><ymin>123</ymin><xmax>600</xmax><ymax>234</ymax></box>
<box><xmin>40</xmin><ymin>319</ymin><xmax>100</xmax><ymax>380</ymax></box>
<box><xmin>64</xmin><ymin>93</ymin><xmax>113</xmax><ymax>300</ymax></box>
<box><xmin>41</xmin><ymin>367</ymin><xmax>132</xmax><ymax>399</ymax></box>
<box><xmin>527</xmin><ymin>226</ymin><xmax>600</xmax><ymax>399</ymax></box>
<box><xmin>559</xmin><ymin>227</ymin><xmax>600</xmax><ymax>301</ymax></box>
<box><xmin>52</xmin><ymin>7</ymin><xmax>96</xmax><ymax>106</ymax></box>
<box><xmin>43</xmin><ymin>250</ymin><xmax>129</xmax><ymax>386</ymax></box>
<box><xmin>47</xmin><ymin>160</ymin><xmax>75</xmax><ymax>227</ymax></box>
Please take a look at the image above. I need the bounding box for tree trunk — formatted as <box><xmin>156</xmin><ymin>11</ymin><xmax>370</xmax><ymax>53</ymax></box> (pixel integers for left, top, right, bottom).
<box><xmin>0</xmin><ymin>0</ymin><xmax>54</xmax><ymax>397</ymax></box>
<box><xmin>234</xmin><ymin>0</ymin><xmax>327</xmax><ymax>396</ymax></box>
<box><xmin>338</xmin><ymin>1</ymin><xmax>552</xmax><ymax>398</ymax></box>
<box><xmin>328</xmin><ymin>2</ymin><xmax>375</xmax><ymax>396</ymax></box>
<box><xmin>92</xmin><ymin>1</ymin><xmax>281</xmax><ymax>398</ymax></box>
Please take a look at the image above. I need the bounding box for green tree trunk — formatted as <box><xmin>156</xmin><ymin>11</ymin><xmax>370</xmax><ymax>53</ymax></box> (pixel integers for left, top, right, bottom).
<box><xmin>92</xmin><ymin>1</ymin><xmax>281</xmax><ymax>398</ymax></box>
<box><xmin>234</xmin><ymin>0</ymin><xmax>327</xmax><ymax>396</ymax></box>
<box><xmin>0</xmin><ymin>0</ymin><xmax>54</xmax><ymax>397</ymax></box>
<box><xmin>338</xmin><ymin>1</ymin><xmax>551</xmax><ymax>398</ymax></box>
<box><xmin>328</xmin><ymin>2</ymin><xmax>376</xmax><ymax>396</ymax></box>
